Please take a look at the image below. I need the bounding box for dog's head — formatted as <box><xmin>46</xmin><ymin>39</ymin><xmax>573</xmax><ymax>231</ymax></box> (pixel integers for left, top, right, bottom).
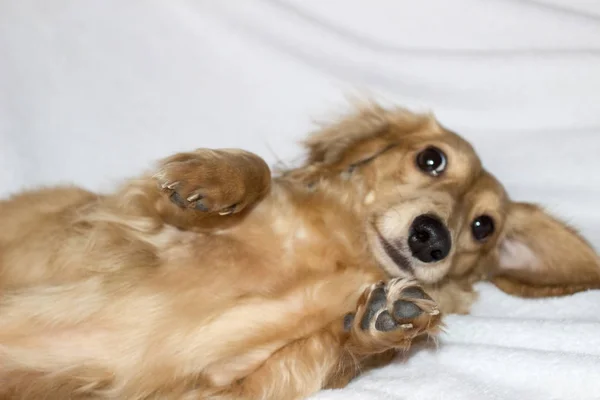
<box><xmin>299</xmin><ymin>104</ymin><xmax>600</xmax><ymax>298</ymax></box>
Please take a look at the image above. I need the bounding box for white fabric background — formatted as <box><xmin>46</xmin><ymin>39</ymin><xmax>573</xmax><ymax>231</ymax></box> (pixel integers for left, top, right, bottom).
<box><xmin>1</xmin><ymin>1</ymin><xmax>600</xmax><ymax>399</ymax></box>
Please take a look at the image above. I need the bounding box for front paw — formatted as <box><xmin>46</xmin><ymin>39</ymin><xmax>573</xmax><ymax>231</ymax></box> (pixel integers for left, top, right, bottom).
<box><xmin>153</xmin><ymin>150</ymin><xmax>270</xmax><ymax>216</ymax></box>
<box><xmin>345</xmin><ymin>278</ymin><xmax>442</xmax><ymax>351</ymax></box>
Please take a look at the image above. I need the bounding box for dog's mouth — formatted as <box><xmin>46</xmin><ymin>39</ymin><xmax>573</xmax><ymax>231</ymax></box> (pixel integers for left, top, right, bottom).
<box><xmin>369</xmin><ymin>213</ymin><xmax>452</xmax><ymax>281</ymax></box>
<box><xmin>373</xmin><ymin>225</ymin><xmax>412</xmax><ymax>273</ymax></box>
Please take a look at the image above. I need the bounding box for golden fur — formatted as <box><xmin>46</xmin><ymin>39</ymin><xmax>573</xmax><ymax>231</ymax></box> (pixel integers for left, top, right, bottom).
<box><xmin>1</xmin><ymin>104</ymin><xmax>599</xmax><ymax>399</ymax></box>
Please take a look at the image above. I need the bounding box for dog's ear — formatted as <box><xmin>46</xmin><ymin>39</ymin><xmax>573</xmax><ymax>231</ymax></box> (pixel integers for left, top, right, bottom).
<box><xmin>304</xmin><ymin>107</ymin><xmax>389</xmax><ymax>165</ymax></box>
<box><xmin>490</xmin><ymin>202</ymin><xmax>600</xmax><ymax>297</ymax></box>
<box><xmin>303</xmin><ymin>105</ymin><xmax>429</xmax><ymax>165</ymax></box>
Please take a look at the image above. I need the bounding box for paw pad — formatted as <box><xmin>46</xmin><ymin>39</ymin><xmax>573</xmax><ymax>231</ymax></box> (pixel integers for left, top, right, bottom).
<box><xmin>353</xmin><ymin>279</ymin><xmax>440</xmax><ymax>335</ymax></box>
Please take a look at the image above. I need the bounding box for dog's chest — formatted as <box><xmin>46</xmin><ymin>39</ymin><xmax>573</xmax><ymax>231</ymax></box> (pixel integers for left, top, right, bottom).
<box><xmin>262</xmin><ymin>201</ymin><xmax>370</xmax><ymax>275</ymax></box>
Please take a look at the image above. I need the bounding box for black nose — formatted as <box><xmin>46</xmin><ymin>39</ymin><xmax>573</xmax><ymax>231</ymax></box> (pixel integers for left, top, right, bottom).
<box><xmin>408</xmin><ymin>215</ymin><xmax>451</xmax><ymax>263</ymax></box>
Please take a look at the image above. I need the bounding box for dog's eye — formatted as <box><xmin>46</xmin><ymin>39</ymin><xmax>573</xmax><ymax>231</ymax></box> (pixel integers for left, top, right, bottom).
<box><xmin>416</xmin><ymin>147</ymin><xmax>447</xmax><ymax>176</ymax></box>
<box><xmin>471</xmin><ymin>215</ymin><xmax>495</xmax><ymax>241</ymax></box>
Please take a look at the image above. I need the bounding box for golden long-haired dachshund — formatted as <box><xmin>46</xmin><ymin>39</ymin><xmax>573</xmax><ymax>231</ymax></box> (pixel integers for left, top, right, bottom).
<box><xmin>1</xmin><ymin>104</ymin><xmax>599</xmax><ymax>399</ymax></box>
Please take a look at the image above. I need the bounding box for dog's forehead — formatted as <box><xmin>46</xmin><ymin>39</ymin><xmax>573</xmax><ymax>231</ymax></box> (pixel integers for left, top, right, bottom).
<box><xmin>390</xmin><ymin>116</ymin><xmax>480</xmax><ymax>161</ymax></box>
<box><xmin>462</xmin><ymin>170</ymin><xmax>509</xmax><ymax>214</ymax></box>
<box><xmin>436</xmin><ymin>126</ymin><xmax>479</xmax><ymax>159</ymax></box>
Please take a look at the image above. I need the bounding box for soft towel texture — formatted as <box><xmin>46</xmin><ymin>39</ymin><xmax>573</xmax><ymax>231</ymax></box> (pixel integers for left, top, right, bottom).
<box><xmin>1</xmin><ymin>1</ymin><xmax>599</xmax><ymax>399</ymax></box>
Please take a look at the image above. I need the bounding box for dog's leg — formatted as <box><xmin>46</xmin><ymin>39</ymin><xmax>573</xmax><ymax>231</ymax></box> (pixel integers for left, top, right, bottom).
<box><xmin>153</xmin><ymin>330</ymin><xmax>345</xmax><ymax>400</ymax></box>
<box><xmin>160</xmin><ymin>272</ymin><xmax>375</xmax><ymax>387</ymax></box>
<box><xmin>0</xmin><ymin>275</ymin><xmax>439</xmax><ymax>399</ymax></box>
<box><xmin>185</xmin><ymin>278</ymin><xmax>442</xmax><ymax>400</ymax></box>
<box><xmin>117</xmin><ymin>149</ymin><xmax>272</xmax><ymax>231</ymax></box>
<box><xmin>202</xmin><ymin>330</ymin><xmax>347</xmax><ymax>400</ymax></box>
<box><xmin>325</xmin><ymin>278</ymin><xmax>442</xmax><ymax>390</ymax></box>
<box><xmin>0</xmin><ymin>271</ymin><xmax>375</xmax><ymax>398</ymax></box>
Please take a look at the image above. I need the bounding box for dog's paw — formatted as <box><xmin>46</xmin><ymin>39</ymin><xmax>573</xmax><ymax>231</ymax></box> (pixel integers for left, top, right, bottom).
<box><xmin>345</xmin><ymin>278</ymin><xmax>442</xmax><ymax>350</ymax></box>
<box><xmin>153</xmin><ymin>150</ymin><xmax>269</xmax><ymax>215</ymax></box>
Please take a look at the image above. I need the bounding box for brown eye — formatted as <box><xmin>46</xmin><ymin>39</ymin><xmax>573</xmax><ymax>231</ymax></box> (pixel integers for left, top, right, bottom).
<box><xmin>416</xmin><ymin>147</ymin><xmax>447</xmax><ymax>176</ymax></box>
<box><xmin>472</xmin><ymin>215</ymin><xmax>495</xmax><ymax>241</ymax></box>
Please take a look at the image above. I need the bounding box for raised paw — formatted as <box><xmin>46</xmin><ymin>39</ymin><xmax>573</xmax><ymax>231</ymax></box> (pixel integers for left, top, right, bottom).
<box><xmin>153</xmin><ymin>149</ymin><xmax>271</xmax><ymax>215</ymax></box>
<box><xmin>345</xmin><ymin>278</ymin><xmax>442</xmax><ymax>352</ymax></box>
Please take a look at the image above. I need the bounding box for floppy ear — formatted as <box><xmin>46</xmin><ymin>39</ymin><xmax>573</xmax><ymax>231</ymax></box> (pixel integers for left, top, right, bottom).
<box><xmin>303</xmin><ymin>104</ymin><xmax>430</xmax><ymax>165</ymax></box>
<box><xmin>304</xmin><ymin>106</ymin><xmax>390</xmax><ymax>165</ymax></box>
<box><xmin>490</xmin><ymin>202</ymin><xmax>600</xmax><ymax>298</ymax></box>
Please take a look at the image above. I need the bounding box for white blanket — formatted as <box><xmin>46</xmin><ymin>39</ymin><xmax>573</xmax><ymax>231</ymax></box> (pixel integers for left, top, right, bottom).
<box><xmin>312</xmin><ymin>282</ymin><xmax>600</xmax><ymax>400</ymax></box>
<box><xmin>1</xmin><ymin>1</ymin><xmax>599</xmax><ymax>399</ymax></box>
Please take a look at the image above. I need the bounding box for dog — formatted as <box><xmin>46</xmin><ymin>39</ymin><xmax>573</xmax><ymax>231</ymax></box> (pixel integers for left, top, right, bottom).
<box><xmin>1</xmin><ymin>104</ymin><xmax>599</xmax><ymax>399</ymax></box>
